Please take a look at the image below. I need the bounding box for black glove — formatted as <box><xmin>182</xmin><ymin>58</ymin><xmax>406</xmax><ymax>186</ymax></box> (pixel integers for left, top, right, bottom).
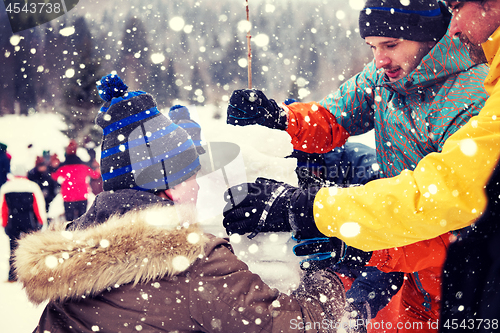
<box><xmin>293</xmin><ymin>236</ymin><xmax>372</xmax><ymax>271</ymax></box>
<box><xmin>222</xmin><ymin>177</ymin><xmax>320</xmax><ymax>239</ymax></box>
<box><xmin>227</xmin><ymin>89</ymin><xmax>288</xmax><ymax>130</ymax></box>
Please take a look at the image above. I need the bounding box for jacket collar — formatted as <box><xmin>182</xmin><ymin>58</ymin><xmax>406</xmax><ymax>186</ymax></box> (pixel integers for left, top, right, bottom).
<box><xmin>15</xmin><ymin>203</ymin><xmax>205</xmax><ymax>305</ymax></box>
<box><xmin>379</xmin><ymin>33</ymin><xmax>476</xmax><ymax>95</ymax></box>
<box><xmin>482</xmin><ymin>26</ymin><xmax>500</xmax><ymax>96</ymax></box>
<box><xmin>67</xmin><ymin>189</ymin><xmax>171</xmax><ymax>230</ymax></box>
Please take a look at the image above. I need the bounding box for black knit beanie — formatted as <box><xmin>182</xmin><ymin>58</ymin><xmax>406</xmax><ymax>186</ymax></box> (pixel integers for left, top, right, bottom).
<box><xmin>96</xmin><ymin>74</ymin><xmax>200</xmax><ymax>192</ymax></box>
<box><xmin>359</xmin><ymin>0</ymin><xmax>450</xmax><ymax>42</ymax></box>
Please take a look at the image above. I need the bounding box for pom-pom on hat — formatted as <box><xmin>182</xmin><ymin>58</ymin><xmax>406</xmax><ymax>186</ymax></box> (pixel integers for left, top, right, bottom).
<box><xmin>359</xmin><ymin>0</ymin><xmax>450</xmax><ymax>42</ymax></box>
<box><xmin>95</xmin><ymin>74</ymin><xmax>200</xmax><ymax>192</ymax></box>
<box><xmin>168</xmin><ymin>105</ymin><xmax>206</xmax><ymax>155</ymax></box>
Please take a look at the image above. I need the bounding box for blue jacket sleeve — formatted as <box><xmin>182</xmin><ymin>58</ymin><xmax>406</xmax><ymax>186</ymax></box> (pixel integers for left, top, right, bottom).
<box><xmin>323</xmin><ymin>142</ymin><xmax>380</xmax><ymax>186</ymax></box>
<box><xmin>319</xmin><ymin>61</ymin><xmax>379</xmax><ymax>136</ymax></box>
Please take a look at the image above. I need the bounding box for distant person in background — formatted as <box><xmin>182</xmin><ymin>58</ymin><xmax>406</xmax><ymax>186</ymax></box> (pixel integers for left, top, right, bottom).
<box><xmin>1</xmin><ymin>165</ymin><xmax>46</xmax><ymax>282</ymax></box>
<box><xmin>83</xmin><ymin>137</ymin><xmax>103</xmax><ymax>196</ymax></box>
<box><xmin>28</xmin><ymin>156</ymin><xmax>59</xmax><ymax>216</ymax></box>
<box><xmin>51</xmin><ymin>140</ymin><xmax>100</xmax><ymax>222</ymax></box>
<box><xmin>88</xmin><ymin>156</ymin><xmax>103</xmax><ymax>196</ymax></box>
<box><xmin>0</xmin><ymin>142</ymin><xmax>11</xmax><ymax>188</ymax></box>
<box><xmin>47</xmin><ymin>152</ymin><xmax>60</xmax><ymax>173</ymax></box>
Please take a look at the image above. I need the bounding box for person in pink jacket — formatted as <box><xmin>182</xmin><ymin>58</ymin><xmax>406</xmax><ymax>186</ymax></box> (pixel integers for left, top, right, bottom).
<box><xmin>51</xmin><ymin>140</ymin><xmax>100</xmax><ymax>221</ymax></box>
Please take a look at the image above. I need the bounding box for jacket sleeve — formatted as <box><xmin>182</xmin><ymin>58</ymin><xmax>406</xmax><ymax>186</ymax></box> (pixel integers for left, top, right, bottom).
<box><xmin>87</xmin><ymin>166</ymin><xmax>101</xmax><ymax>180</ymax></box>
<box><xmin>188</xmin><ymin>239</ymin><xmax>342</xmax><ymax>332</ymax></box>
<box><xmin>284</xmin><ymin>61</ymin><xmax>379</xmax><ymax>154</ymax></box>
<box><xmin>313</xmin><ymin>86</ymin><xmax>500</xmax><ymax>251</ymax></box>
<box><xmin>318</xmin><ymin>61</ymin><xmax>378</xmax><ymax>137</ymax></box>
<box><xmin>51</xmin><ymin>167</ymin><xmax>61</xmax><ymax>181</ymax></box>
<box><xmin>285</xmin><ymin>102</ymin><xmax>349</xmax><ymax>153</ymax></box>
<box><xmin>368</xmin><ymin>233</ymin><xmax>451</xmax><ymax>273</ymax></box>
<box><xmin>31</xmin><ymin>183</ymin><xmax>47</xmax><ymax>226</ymax></box>
<box><xmin>0</xmin><ymin>192</ymin><xmax>7</xmax><ymax>228</ymax></box>
<box><xmin>435</xmin><ymin>65</ymin><xmax>488</xmax><ymax>152</ymax></box>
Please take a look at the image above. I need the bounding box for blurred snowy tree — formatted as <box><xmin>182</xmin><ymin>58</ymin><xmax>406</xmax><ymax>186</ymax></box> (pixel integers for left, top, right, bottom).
<box><xmin>0</xmin><ymin>0</ymin><xmax>371</xmax><ymax>116</ymax></box>
<box><xmin>60</xmin><ymin>17</ymin><xmax>102</xmax><ymax>141</ymax></box>
<box><xmin>190</xmin><ymin>65</ymin><xmax>206</xmax><ymax>105</ymax></box>
<box><xmin>118</xmin><ymin>16</ymin><xmax>151</xmax><ymax>91</ymax></box>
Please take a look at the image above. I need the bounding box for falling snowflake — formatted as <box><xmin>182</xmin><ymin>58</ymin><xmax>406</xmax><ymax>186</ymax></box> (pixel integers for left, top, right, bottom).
<box><xmin>237</xmin><ymin>20</ymin><xmax>251</xmax><ymax>33</ymax></box>
<box><xmin>60</xmin><ymin>26</ymin><xmax>75</xmax><ymax>36</ymax></box>
<box><xmin>428</xmin><ymin>184</ymin><xmax>438</xmax><ymax>195</ymax></box>
<box><xmin>339</xmin><ymin>222</ymin><xmax>361</xmax><ymax>238</ymax></box>
<box><xmin>65</xmin><ymin>68</ymin><xmax>75</xmax><ymax>78</ymax></box>
<box><xmin>45</xmin><ymin>255</ymin><xmax>58</xmax><ymax>269</ymax></box>
<box><xmin>172</xmin><ymin>255</ymin><xmax>190</xmax><ymax>271</ymax></box>
<box><xmin>9</xmin><ymin>35</ymin><xmax>21</xmax><ymax>46</ymax></box>
<box><xmin>151</xmin><ymin>53</ymin><xmax>165</xmax><ymax>64</ymax></box>
<box><xmin>254</xmin><ymin>34</ymin><xmax>270</xmax><ymax>47</ymax></box>
<box><xmin>248</xmin><ymin>244</ymin><xmax>259</xmax><ymax>254</ymax></box>
<box><xmin>459</xmin><ymin>139</ymin><xmax>478</xmax><ymax>156</ymax></box>
<box><xmin>187</xmin><ymin>232</ymin><xmax>200</xmax><ymax>244</ymax></box>
<box><xmin>169</xmin><ymin>17</ymin><xmax>185</xmax><ymax>32</ymax></box>
<box><xmin>229</xmin><ymin>234</ymin><xmax>242</xmax><ymax>244</ymax></box>
<box><xmin>248</xmin><ymin>91</ymin><xmax>258</xmax><ymax>102</ymax></box>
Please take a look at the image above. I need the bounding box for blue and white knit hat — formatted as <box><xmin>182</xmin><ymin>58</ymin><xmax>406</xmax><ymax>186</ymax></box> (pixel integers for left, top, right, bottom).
<box><xmin>95</xmin><ymin>74</ymin><xmax>200</xmax><ymax>192</ymax></box>
<box><xmin>168</xmin><ymin>105</ymin><xmax>206</xmax><ymax>155</ymax></box>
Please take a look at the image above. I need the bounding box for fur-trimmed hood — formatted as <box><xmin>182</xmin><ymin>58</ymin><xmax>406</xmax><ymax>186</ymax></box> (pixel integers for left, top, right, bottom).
<box><xmin>15</xmin><ymin>205</ymin><xmax>206</xmax><ymax>305</ymax></box>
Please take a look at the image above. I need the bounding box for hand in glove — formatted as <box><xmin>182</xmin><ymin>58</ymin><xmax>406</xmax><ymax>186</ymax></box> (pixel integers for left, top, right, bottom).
<box><xmin>222</xmin><ymin>177</ymin><xmax>321</xmax><ymax>239</ymax></box>
<box><xmin>293</xmin><ymin>236</ymin><xmax>372</xmax><ymax>271</ymax></box>
<box><xmin>227</xmin><ymin>89</ymin><xmax>288</xmax><ymax>130</ymax></box>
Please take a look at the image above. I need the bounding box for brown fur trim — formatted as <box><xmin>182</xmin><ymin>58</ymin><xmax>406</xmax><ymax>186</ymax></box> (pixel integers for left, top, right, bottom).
<box><xmin>14</xmin><ymin>205</ymin><xmax>205</xmax><ymax>305</ymax></box>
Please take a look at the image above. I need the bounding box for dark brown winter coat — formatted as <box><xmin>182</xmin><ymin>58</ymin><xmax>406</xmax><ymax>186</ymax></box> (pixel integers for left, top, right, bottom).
<box><xmin>14</xmin><ymin>190</ymin><xmax>344</xmax><ymax>332</ymax></box>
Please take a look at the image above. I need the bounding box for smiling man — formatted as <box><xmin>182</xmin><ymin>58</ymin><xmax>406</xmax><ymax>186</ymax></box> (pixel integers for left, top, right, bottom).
<box><xmin>364</xmin><ymin>36</ymin><xmax>435</xmax><ymax>81</ymax></box>
<box><xmin>447</xmin><ymin>0</ymin><xmax>498</xmax><ymax>63</ymax></box>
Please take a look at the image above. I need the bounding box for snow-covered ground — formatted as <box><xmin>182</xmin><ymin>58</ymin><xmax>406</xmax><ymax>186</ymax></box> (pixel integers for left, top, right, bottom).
<box><xmin>0</xmin><ymin>105</ymin><xmax>374</xmax><ymax>332</ymax></box>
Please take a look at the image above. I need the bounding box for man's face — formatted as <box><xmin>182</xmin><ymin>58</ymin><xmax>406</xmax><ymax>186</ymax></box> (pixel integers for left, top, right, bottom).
<box><xmin>447</xmin><ymin>0</ymin><xmax>500</xmax><ymax>63</ymax></box>
<box><xmin>365</xmin><ymin>36</ymin><xmax>435</xmax><ymax>82</ymax></box>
